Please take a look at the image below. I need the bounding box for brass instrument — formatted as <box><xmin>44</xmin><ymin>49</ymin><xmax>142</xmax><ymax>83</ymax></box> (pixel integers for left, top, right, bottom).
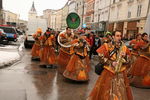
<box><xmin>57</xmin><ymin>30</ymin><xmax>73</xmax><ymax>48</ymax></box>
<box><xmin>114</xmin><ymin>42</ymin><xmax>126</xmax><ymax>73</ymax></box>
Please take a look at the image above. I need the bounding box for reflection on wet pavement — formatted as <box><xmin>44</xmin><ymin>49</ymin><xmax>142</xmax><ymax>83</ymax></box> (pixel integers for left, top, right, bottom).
<box><xmin>0</xmin><ymin>49</ymin><xmax>149</xmax><ymax>100</ymax></box>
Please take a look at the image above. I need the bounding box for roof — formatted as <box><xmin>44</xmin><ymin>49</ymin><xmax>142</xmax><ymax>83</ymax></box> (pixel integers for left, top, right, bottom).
<box><xmin>30</xmin><ymin>2</ymin><xmax>36</xmax><ymax>12</ymax></box>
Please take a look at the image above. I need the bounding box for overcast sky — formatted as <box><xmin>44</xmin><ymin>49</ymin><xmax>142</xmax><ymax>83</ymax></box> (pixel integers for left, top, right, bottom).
<box><xmin>3</xmin><ymin>0</ymin><xmax>68</xmax><ymax>21</ymax></box>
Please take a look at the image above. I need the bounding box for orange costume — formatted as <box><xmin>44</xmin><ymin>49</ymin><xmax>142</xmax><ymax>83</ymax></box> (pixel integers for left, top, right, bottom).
<box><xmin>129</xmin><ymin>40</ymin><xmax>150</xmax><ymax>88</ymax></box>
<box><xmin>31</xmin><ymin>28</ymin><xmax>42</xmax><ymax>60</ymax></box>
<box><xmin>57</xmin><ymin>32</ymin><xmax>74</xmax><ymax>74</ymax></box>
<box><xmin>128</xmin><ymin>39</ymin><xmax>142</xmax><ymax>75</ymax></box>
<box><xmin>87</xmin><ymin>41</ymin><xmax>133</xmax><ymax>100</ymax></box>
<box><xmin>40</xmin><ymin>33</ymin><xmax>56</xmax><ymax>66</ymax></box>
<box><xmin>63</xmin><ymin>38</ymin><xmax>90</xmax><ymax>81</ymax></box>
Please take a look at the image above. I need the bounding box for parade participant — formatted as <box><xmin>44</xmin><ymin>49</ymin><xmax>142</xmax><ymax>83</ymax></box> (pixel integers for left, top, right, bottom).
<box><xmin>57</xmin><ymin>27</ymin><xmax>74</xmax><ymax>74</ymax></box>
<box><xmin>102</xmin><ymin>32</ymin><xmax>112</xmax><ymax>44</ymax></box>
<box><xmin>93</xmin><ymin>34</ymin><xmax>101</xmax><ymax>55</ymax></box>
<box><xmin>39</xmin><ymin>29</ymin><xmax>56</xmax><ymax>68</ymax></box>
<box><xmin>31</xmin><ymin>28</ymin><xmax>42</xmax><ymax>60</ymax></box>
<box><xmin>129</xmin><ymin>34</ymin><xmax>142</xmax><ymax>52</ymax></box>
<box><xmin>128</xmin><ymin>34</ymin><xmax>142</xmax><ymax>74</ymax></box>
<box><xmin>63</xmin><ymin>36</ymin><xmax>90</xmax><ymax>81</ymax></box>
<box><xmin>87</xmin><ymin>31</ymin><xmax>133</xmax><ymax>100</ymax></box>
<box><xmin>129</xmin><ymin>33</ymin><xmax>150</xmax><ymax>88</ymax></box>
<box><xmin>55</xmin><ymin>31</ymin><xmax>60</xmax><ymax>53</ymax></box>
<box><xmin>89</xmin><ymin>32</ymin><xmax>95</xmax><ymax>59</ymax></box>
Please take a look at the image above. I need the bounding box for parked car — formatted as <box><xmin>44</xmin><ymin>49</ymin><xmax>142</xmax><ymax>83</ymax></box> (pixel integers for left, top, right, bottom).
<box><xmin>0</xmin><ymin>29</ymin><xmax>9</xmax><ymax>45</ymax></box>
<box><xmin>0</xmin><ymin>25</ymin><xmax>18</xmax><ymax>42</ymax></box>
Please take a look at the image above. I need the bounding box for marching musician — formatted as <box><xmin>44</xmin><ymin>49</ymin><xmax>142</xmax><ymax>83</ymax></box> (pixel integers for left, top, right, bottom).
<box><xmin>31</xmin><ymin>28</ymin><xmax>42</xmax><ymax>60</ymax></box>
<box><xmin>57</xmin><ymin>27</ymin><xmax>75</xmax><ymax>74</ymax></box>
<box><xmin>63</xmin><ymin>34</ymin><xmax>90</xmax><ymax>81</ymax></box>
<box><xmin>39</xmin><ymin>28</ymin><xmax>56</xmax><ymax>68</ymax></box>
<box><xmin>129</xmin><ymin>32</ymin><xmax>150</xmax><ymax>88</ymax></box>
<box><xmin>129</xmin><ymin>34</ymin><xmax>142</xmax><ymax>52</ymax></box>
<box><xmin>87</xmin><ymin>30</ymin><xmax>133</xmax><ymax>100</ymax></box>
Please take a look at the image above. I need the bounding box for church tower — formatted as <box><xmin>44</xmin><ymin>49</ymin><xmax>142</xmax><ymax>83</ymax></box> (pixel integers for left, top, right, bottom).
<box><xmin>28</xmin><ymin>2</ymin><xmax>37</xmax><ymax>20</ymax></box>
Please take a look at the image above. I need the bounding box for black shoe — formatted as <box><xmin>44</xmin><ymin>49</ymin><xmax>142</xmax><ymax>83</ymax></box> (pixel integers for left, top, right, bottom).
<box><xmin>46</xmin><ymin>65</ymin><xmax>53</xmax><ymax>68</ymax></box>
<box><xmin>52</xmin><ymin>65</ymin><xmax>57</xmax><ymax>69</ymax></box>
<box><xmin>47</xmin><ymin>65</ymin><xmax>57</xmax><ymax>69</ymax></box>
<box><xmin>39</xmin><ymin>65</ymin><xmax>47</xmax><ymax>68</ymax></box>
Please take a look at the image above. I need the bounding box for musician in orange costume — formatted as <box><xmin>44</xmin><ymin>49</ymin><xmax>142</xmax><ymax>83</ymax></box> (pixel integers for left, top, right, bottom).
<box><xmin>129</xmin><ymin>33</ymin><xmax>150</xmax><ymax>88</ymax></box>
<box><xmin>31</xmin><ymin>28</ymin><xmax>42</xmax><ymax>60</ymax></box>
<box><xmin>40</xmin><ymin>29</ymin><xmax>56</xmax><ymax>68</ymax></box>
<box><xmin>87</xmin><ymin>31</ymin><xmax>133</xmax><ymax>100</ymax></box>
<box><xmin>57</xmin><ymin>27</ymin><xmax>74</xmax><ymax>74</ymax></box>
<box><xmin>129</xmin><ymin>34</ymin><xmax>142</xmax><ymax>52</ymax></box>
<box><xmin>128</xmin><ymin>34</ymin><xmax>142</xmax><ymax>75</ymax></box>
<box><xmin>63</xmin><ymin>37</ymin><xmax>90</xmax><ymax>81</ymax></box>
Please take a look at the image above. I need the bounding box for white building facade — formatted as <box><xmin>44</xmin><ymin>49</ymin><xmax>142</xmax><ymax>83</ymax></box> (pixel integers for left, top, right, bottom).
<box><xmin>108</xmin><ymin>0</ymin><xmax>150</xmax><ymax>39</ymax></box>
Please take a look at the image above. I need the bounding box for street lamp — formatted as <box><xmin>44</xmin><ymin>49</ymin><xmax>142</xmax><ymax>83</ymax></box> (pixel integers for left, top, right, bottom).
<box><xmin>81</xmin><ymin>0</ymin><xmax>85</xmax><ymax>28</ymax></box>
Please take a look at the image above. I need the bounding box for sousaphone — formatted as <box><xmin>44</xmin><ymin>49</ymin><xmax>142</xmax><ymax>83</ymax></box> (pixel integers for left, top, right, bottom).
<box><xmin>58</xmin><ymin>12</ymin><xmax>80</xmax><ymax>48</ymax></box>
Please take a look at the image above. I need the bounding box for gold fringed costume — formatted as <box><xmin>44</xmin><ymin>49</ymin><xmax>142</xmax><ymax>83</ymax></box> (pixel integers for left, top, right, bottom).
<box><xmin>40</xmin><ymin>33</ymin><xmax>56</xmax><ymax>65</ymax></box>
<box><xmin>129</xmin><ymin>40</ymin><xmax>150</xmax><ymax>88</ymax></box>
<box><xmin>31</xmin><ymin>28</ymin><xmax>42</xmax><ymax>59</ymax></box>
<box><xmin>63</xmin><ymin>39</ymin><xmax>90</xmax><ymax>81</ymax></box>
<box><xmin>57</xmin><ymin>32</ymin><xmax>74</xmax><ymax>74</ymax></box>
<box><xmin>87</xmin><ymin>42</ymin><xmax>133</xmax><ymax>100</ymax></box>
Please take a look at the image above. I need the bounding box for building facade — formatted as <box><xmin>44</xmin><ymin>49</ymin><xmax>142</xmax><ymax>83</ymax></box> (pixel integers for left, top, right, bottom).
<box><xmin>68</xmin><ymin>0</ymin><xmax>76</xmax><ymax>13</ymax></box>
<box><xmin>18</xmin><ymin>19</ymin><xmax>27</xmax><ymax>31</ymax></box>
<box><xmin>61</xmin><ymin>2</ymin><xmax>69</xmax><ymax>30</ymax></box>
<box><xmin>3</xmin><ymin>10</ymin><xmax>19</xmax><ymax>26</ymax></box>
<box><xmin>84</xmin><ymin>0</ymin><xmax>95</xmax><ymax>28</ymax></box>
<box><xmin>75</xmin><ymin>0</ymin><xmax>85</xmax><ymax>28</ymax></box>
<box><xmin>50</xmin><ymin>11</ymin><xmax>57</xmax><ymax>30</ymax></box>
<box><xmin>43</xmin><ymin>9</ymin><xmax>52</xmax><ymax>28</ymax></box>
<box><xmin>0</xmin><ymin>0</ymin><xmax>3</xmax><ymax>24</ymax></box>
<box><xmin>108</xmin><ymin>0</ymin><xmax>150</xmax><ymax>39</ymax></box>
<box><xmin>94</xmin><ymin>0</ymin><xmax>110</xmax><ymax>33</ymax></box>
<box><xmin>56</xmin><ymin>9</ymin><xmax>62</xmax><ymax>31</ymax></box>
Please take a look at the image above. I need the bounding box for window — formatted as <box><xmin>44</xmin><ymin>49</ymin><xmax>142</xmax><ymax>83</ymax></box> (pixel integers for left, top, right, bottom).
<box><xmin>128</xmin><ymin>0</ymin><xmax>134</xmax><ymax>4</ymax></box>
<box><xmin>128</xmin><ymin>0</ymin><xmax>134</xmax><ymax>2</ymax></box>
<box><xmin>113</xmin><ymin>0</ymin><xmax>116</xmax><ymax>4</ymax></box>
<box><xmin>85</xmin><ymin>16</ymin><xmax>91</xmax><ymax>23</ymax></box>
<box><xmin>76</xmin><ymin>3</ymin><xmax>78</xmax><ymax>8</ymax></box>
<box><xmin>137</xmin><ymin>5</ymin><xmax>142</xmax><ymax>17</ymax></box>
<box><xmin>0</xmin><ymin>27</ymin><xmax>16</xmax><ymax>34</ymax></box>
<box><xmin>128</xmin><ymin>11</ymin><xmax>131</xmax><ymax>18</ymax></box>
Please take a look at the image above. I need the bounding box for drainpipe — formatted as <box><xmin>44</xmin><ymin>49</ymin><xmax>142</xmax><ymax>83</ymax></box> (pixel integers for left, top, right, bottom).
<box><xmin>82</xmin><ymin>0</ymin><xmax>85</xmax><ymax>28</ymax></box>
<box><xmin>107</xmin><ymin>0</ymin><xmax>112</xmax><ymax>32</ymax></box>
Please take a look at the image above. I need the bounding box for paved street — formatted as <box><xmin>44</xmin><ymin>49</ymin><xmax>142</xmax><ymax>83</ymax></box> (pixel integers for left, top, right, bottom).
<box><xmin>0</xmin><ymin>49</ymin><xmax>149</xmax><ymax>100</ymax></box>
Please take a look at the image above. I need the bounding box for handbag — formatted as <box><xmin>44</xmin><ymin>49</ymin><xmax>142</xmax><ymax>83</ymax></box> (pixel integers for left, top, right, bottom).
<box><xmin>95</xmin><ymin>44</ymin><xmax>118</xmax><ymax>75</ymax></box>
<box><xmin>95</xmin><ymin>62</ymin><xmax>104</xmax><ymax>75</ymax></box>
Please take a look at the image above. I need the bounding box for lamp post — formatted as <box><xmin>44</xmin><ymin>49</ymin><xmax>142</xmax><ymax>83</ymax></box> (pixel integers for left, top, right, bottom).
<box><xmin>107</xmin><ymin>0</ymin><xmax>112</xmax><ymax>31</ymax></box>
<box><xmin>81</xmin><ymin>0</ymin><xmax>85</xmax><ymax>28</ymax></box>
